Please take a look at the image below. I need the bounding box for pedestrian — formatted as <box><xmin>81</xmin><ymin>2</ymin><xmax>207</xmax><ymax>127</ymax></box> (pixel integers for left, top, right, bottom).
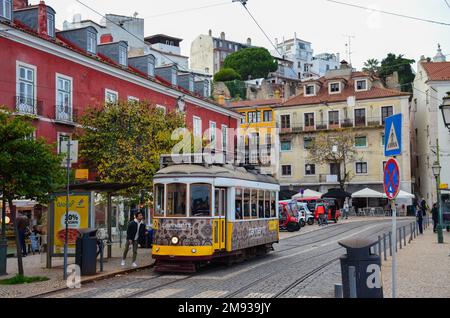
<box><xmin>417</xmin><ymin>205</ymin><xmax>424</xmax><ymax>235</ymax></box>
<box><xmin>324</xmin><ymin>203</ymin><xmax>329</xmax><ymax>225</ymax></box>
<box><xmin>121</xmin><ymin>211</ymin><xmax>146</xmax><ymax>267</ymax></box>
<box><xmin>343</xmin><ymin>198</ymin><xmax>349</xmax><ymax>219</ymax></box>
<box><xmin>315</xmin><ymin>202</ymin><xmax>326</xmax><ymax>226</ymax></box>
<box><xmin>432</xmin><ymin>203</ymin><xmax>439</xmax><ymax>233</ymax></box>
<box><xmin>16</xmin><ymin>213</ymin><xmax>30</xmax><ymax>257</ymax></box>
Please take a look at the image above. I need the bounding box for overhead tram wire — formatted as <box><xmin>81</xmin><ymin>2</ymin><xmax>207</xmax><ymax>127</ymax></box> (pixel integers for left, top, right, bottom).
<box><xmin>445</xmin><ymin>0</ymin><xmax>450</xmax><ymax>9</ymax></box>
<box><xmin>326</xmin><ymin>0</ymin><xmax>450</xmax><ymax>27</ymax></box>
<box><xmin>142</xmin><ymin>1</ymin><xmax>231</xmax><ymax>19</ymax></box>
<box><xmin>75</xmin><ymin>0</ymin><xmax>214</xmax><ymax>85</ymax></box>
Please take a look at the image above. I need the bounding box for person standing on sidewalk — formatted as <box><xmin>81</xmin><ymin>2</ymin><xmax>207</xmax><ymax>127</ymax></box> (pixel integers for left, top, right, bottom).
<box><xmin>417</xmin><ymin>205</ymin><xmax>424</xmax><ymax>235</ymax></box>
<box><xmin>16</xmin><ymin>213</ymin><xmax>30</xmax><ymax>257</ymax></box>
<box><xmin>315</xmin><ymin>202</ymin><xmax>326</xmax><ymax>226</ymax></box>
<box><xmin>121</xmin><ymin>211</ymin><xmax>146</xmax><ymax>267</ymax></box>
<box><xmin>432</xmin><ymin>203</ymin><xmax>438</xmax><ymax>233</ymax></box>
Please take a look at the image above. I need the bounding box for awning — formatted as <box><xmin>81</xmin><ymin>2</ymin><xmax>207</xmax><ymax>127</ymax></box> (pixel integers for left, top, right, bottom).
<box><xmin>292</xmin><ymin>189</ymin><xmax>323</xmax><ymax>199</ymax></box>
<box><xmin>351</xmin><ymin>188</ymin><xmax>384</xmax><ymax>198</ymax></box>
<box><xmin>382</xmin><ymin>190</ymin><xmax>415</xmax><ymax>199</ymax></box>
<box><xmin>322</xmin><ymin>189</ymin><xmax>352</xmax><ymax>199</ymax></box>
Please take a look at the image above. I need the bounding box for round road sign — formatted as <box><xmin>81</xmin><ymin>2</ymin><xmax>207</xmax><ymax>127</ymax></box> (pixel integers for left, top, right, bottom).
<box><xmin>384</xmin><ymin>158</ymin><xmax>400</xmax><ymax>200</ymax></box>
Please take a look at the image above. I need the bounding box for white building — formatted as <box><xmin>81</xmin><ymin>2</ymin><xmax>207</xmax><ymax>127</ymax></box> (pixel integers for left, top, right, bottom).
<box><xmin>413</xmin><ymin>45</ymin><xmax>450</xmax><ymax>206</ymax></box>
<box><xmin>144</xmin><ymin>34</ymin><xmax>189</xmax><ymax>69</ymax></box>
<box><xmin>312</xmin><ymin>53</ymin><xmax>340</xmax><ymax>77</ymax></box>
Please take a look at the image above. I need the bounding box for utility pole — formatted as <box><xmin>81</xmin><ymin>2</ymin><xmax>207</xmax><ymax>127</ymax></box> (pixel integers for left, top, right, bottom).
<box><xmin>343</xmin><ymin>34</ymin><xmax>355</xmax><ymax>65</ymax></box>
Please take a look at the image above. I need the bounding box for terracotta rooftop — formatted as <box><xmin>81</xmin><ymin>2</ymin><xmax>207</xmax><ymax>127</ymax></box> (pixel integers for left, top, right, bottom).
<box><xmin>230</xmin><ymin>98</ymin><xmax>283</xmax><ymax>108</ymax></box>
<box><xmin>422</xmin><ymin>62</ymin><xmax>450</xmax><ymax>81</ymax></box>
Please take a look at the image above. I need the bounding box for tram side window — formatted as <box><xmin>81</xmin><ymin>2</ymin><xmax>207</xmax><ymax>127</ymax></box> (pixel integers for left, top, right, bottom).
<box><xmin>154</xmin><ymin>184</ymin><xmax>165</xmax><ymax>216</ymax></box>
<box><xmin>270</xmin><ymin>191</ymin><xmax>276</xmax><ymax>218</ymax></box>
<box><xmin>167</xmin><ymin>183</ymin><xmax>187</xmax><ymax>217</ymax></box>
<box><xmin>258</xmin><ymin>190</ymin><xmax>264</xmax><ymax>219</ymax></box>
<box><xmin>243</xmin><ymin>188</ymin><xmax>251</xmax><ymax>219</ymax></box>
<box><xmin>190</xmin><ymin>184</ymin><xmax>211</xmax><ymax>217</ymax></box>
<box><xmin>251</xmin><ymin>189</ymin><xmax>258</xmax><ymax>219</ymax></box>
<box><xmin>264</xmin><ymin>191</ymin><xmax>270</xmax><ymax>218</ymax></box>
<box><xmin>235</xmin><ymin>188</ymin><xmax>243</xmax><ymax>220</ymax></box>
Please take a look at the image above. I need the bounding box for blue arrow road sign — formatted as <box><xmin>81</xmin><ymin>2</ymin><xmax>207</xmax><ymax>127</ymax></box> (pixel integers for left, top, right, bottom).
<box><xmin>384</xmin><ymin>114</ymin><xmax>402</xmax><ymax>157</ymax></box>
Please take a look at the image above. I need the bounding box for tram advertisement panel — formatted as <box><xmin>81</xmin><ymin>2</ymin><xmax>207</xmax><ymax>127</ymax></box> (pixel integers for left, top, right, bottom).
<box><xmin>53</xmin><ymin>195</ymin><xmax>90</xmax><ymax>254</ymax></box>
<box><xmin>231</xmin><ymin>220</ymin><xmax>278</xmax><ymax>251</ymax></box>
<box><xmin>154</xmin><ymin>218</ymin><xmax>213</xmax><ymax>246</ymax></box>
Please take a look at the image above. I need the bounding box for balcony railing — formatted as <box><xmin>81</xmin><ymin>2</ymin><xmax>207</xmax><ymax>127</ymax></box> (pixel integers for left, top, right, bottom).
<box><xmin>55</xmin><ymin>105</ymin><xmax>77</xmax><ymax>123</ymax></box>
<box><xmin>15</xmin><ymin>96</ymin><xmax>43</xmax><ymax>116</ymax></box>
<box><xmin>278</xmin><ymin>117</ymin><xmax>384</xmax><ymax>134</ymax></box>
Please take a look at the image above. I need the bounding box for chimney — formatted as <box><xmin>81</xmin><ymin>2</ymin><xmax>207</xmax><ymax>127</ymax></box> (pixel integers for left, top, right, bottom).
<box><xmin>340</xmin><ymin>60</ymin><xmax>350</xmax><ymax>69</ymax></box>
<box><xmin>220</xmin><ymin>32</ymin><xmax>225</xmax><ymax>40</ymax></box>
<box><xmin>13</xmin><ymin>0</ymin><xmax>28</xmax><ymax>10</ymax></box>
<box><xmin>100</xmin><ymin>34</ymin><xmax>114</xmax><ymax>44</ymax></box>
<box><xmin>37</xmin><ymin>1</ymin><xmax>48</xmax><ymax>37</ymax></box>
<box><xmin>208</xmin><ymin>29</ymin><xmax>212</xmax><ymax>37</ymax></box>
<box><xmin>247</xmin><ymin>38</ymin><xmax>251</xmax><ymax>46</ymax></box>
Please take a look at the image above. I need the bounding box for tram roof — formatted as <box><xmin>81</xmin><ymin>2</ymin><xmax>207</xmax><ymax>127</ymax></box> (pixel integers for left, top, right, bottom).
<box><xmin>154</xmin><ymin>164</ymin><xmax>279</xmax><ymax>185</ymax></box>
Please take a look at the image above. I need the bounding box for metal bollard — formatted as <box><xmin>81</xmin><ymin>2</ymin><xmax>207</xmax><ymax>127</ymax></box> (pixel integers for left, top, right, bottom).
<box><xmin>383</xmin><ymin>233</ymin><xmax>387</xmax><ymax>261</ymax></box>
<box><xmin>335</xmin><ymin>284</ymin><xmax>343</xmax><ymax>298</ymax></box>
<box><xmin>403</xmin><ymin>226</ymin><xmax>406</xmax><ymax>246</ymax></box>
<box><xmin>399</xmin><ymin>227</ymin><xmax>402</xmax><ymax>249</ymax></box>
<box><xmin>389</xmin><ymin>231</ymin><xmax>393</xmax><ymax>256</ymax></box>
<box><xmin>413</xmin><ymin>222</ymin><xmax>416</xmax><ymax>238</ymax></box>
<box><xmin>378</xmin><ymin>236</ymin><xmax>382</xmax><ymax>262</ymax></box>
<box><xmin>410</xmin><ymin>223</ymin><xmax>413</xmax><ymax>242</ymax></box>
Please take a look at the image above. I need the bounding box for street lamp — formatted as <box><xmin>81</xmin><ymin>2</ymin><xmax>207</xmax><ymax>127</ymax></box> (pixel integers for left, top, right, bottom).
<box><xmin>432</xmin><ymin>161</ymin><xmax>444</xmax><ymax>244</ymax></box>
<box><xmin>440</xmin><ymin>92</ymin><xmax>450</xmax><ymax>130</ymax></box>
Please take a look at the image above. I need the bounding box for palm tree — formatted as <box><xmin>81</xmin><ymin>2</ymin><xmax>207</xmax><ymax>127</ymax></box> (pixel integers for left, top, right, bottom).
<box><xmin>363</xmin><ymin>58</ymin><xmax>380</xmax><ymax>75</ymax></box>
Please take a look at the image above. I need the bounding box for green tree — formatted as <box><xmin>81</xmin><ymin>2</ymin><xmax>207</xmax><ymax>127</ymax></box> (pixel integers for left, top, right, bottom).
<box><xmin>362</xmin><ymin>58</ymin><xmax>380</xmax><ymax>75</ymax></box>
<box><xmin>213</xmin><ymin>68</ymin><xmax>241</xmax><ymax>82</ymax></box>
<box><xmin>223</xmin><ymin>47</ymin><xmax>278</xmax><ymax>80</ymax></box>
<box><xmin>77</xmin><ymin>101</ymin><xmax>185</xmax><ymax>201</ymax></box>
<box><xmin>307</xmin><ymin>131</ymin><xmax>358</xmax><ymax>191</ymax></box>
<box><xmin>378</xmin><ymin>53</ymin><xmax>415</xmax><ymax>92</ymax></box>
<box><xmin>0</xmin><ymin>108</ymin><xmax>65</xmax><ymax>275</ymax></box>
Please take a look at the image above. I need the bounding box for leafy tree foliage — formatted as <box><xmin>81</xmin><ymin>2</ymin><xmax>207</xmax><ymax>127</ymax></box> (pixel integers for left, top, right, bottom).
<box><xmin>362</xmin><ymin>58</ymin><xmax>380</xmax><ymax>75</ymax></box>
<box><xmin>77</xmin><ymin>101</ymin><xmax>185</xmax><ymax>200</ymax></box>
<box><xmin>0</xmin><ymin>108</ymin><xmax>65</xmax><ymax>275</ymax></box>
<box><xmin>378</xmin><ymin>54</ymin><xmax>415</xmax><ymax>92</ymax></box>
<box><xmin>307</xmin><ymin>131</ymin><xmax>358</xmax><ymax>190</ymax></box>
<box><xmin>223</xmin><ymin>47</ymin><xmax>278</xmax><ymax>80</ymax></box>
<box><xmin>213</xmin><ymin>68</ymin><xmax>241</xmax><ymax>82</ymax></box>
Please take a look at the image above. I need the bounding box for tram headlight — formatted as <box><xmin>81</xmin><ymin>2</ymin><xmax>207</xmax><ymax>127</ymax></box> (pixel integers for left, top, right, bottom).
<box><xmin>191</xmin><ymin>248</ymin><xmax>197</xmax><ymax>253</ymax></box>
<box><xmin>171</xmin><ymin>236</ymin><xmax>179</xmax><ymax>245</ymax></box>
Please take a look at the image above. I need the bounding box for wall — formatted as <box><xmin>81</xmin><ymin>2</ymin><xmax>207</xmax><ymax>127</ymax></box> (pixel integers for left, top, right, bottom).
<box><xmin>190</xmin><ymin>34</ymin><xmax>214</xmax><ymax>75</ymax></box>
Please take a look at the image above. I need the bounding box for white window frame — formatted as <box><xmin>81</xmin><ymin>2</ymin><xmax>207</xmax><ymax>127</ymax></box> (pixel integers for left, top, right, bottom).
<box><xmin>304</xmin><ymin>84</ymin><xmax>315</xmax><ymax>96</ymax></box>
<box><xmin>355</xmin><ymin>135</ymin><xmax>368</xmax><ymax>148</ymax></box>
<box><xmin>381</xmin><ymin>105</ymin><xmax>394</xmax><ymax>125</ymax></box>
<box><xmin>128</xmin><ymin>96</ymin><xmax>139</xmax><ymax>103</ymax></box>
<box><xmin>193</xmin><ymin>116</ymin><xmax>202</xmax><ymax>137</ymax></box>
<box><xmin>354</xmin><ymin>107</ymin><xmax>367</xmax><ymax>127</ymax></box>
<box><xmin>47</xmin><ymin>13</ymin><xmax>55</xmax><ymax>37</ymax></box>
<box><xmin>329</xmin><ymin>81</ymin><xmax>341</xmax><ymax>94</ymax></box>
<box><xmin>281</xmin><ymin>165</ymin><xmax>292</xmax><ymax>177</ymax></box>
<box><xmin>209</xmin><ymin>121</ymin><xmax>217</xmax><ymax>143</ymax></box>
<box><xmin>118</xmin><ymin>46</ymin><xmax>127</xmax><ymax>66</ymax></box>
<box><xmin>55</xmin><ymin>73</ymin><xmax>73</xmax><ymax>122</ymax></box>
<box><xmin>87</xmin><ymin>31</ymin><xmax>97</xmax><ymax>54</ymax></box>
<box><xmin>355</xmin><ymin>79</ymin><xmax>368</xmax><ymax>92</ymax></box>
<box><xmin>105</xmin><ymin>89</ymin><xmax>118</xmax><ymax>104</ymax></box>
<box><xmin>305</xmin><ymin>164</ymin><xmax>316</xmax><ymax>176</ymax></box>
<box><xmin>16</xmin><ymin>61</ymin><xmax>37</xmax><ymax>115</ymax></box>
<box><xmin>328</xmin><ymin>110</ymin><xmax>340</xmax><ymax>128</ymax></box>
<box><xmin>280</xmin><ymin>114</ymin><xmax>291</xmax><ymax>129</ymax></box>
<box><xmin>304</xmin><ymin>112</ymin><xmax>315</xmax><ymax>129</ymax></box>
<box><xmin>1</xmin><ymin>0</ymin><xmax>12</xmax><ymax>20</ymax></box>
<box><xmin>355</xmin><ymin>162</ymin><xmax>368</xmax><ymax>175</ymax></box>
<box><xmin>156</xmin><ymin>104</ymin><xmax>166</xmax><ymax>114</ymax></box>
<box><xmin>221</xmin><ymin>124</ymin><xmax>228</xmax><ymax>152</ymax></box>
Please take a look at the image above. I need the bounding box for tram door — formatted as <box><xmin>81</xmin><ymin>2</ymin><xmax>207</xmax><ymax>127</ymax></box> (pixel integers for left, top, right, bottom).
<box><xmin>214</xmin><ymin>188</ymin><xmax>227</xmax><ymax>250</ymax></box>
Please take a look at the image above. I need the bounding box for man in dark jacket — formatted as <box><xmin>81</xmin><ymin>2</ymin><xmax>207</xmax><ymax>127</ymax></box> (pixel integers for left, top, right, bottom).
<box><xmin>16</xmin><ymin>213</ymin><xmax>30</xmax><ymax>257</ymax></box>
<box><xmin>432</xmin><ymin>203</ymin><xmax>439</xmax><ymax>233</ymax></box>
<box><xmin>121</xmin><ymin>211</ymin><xmax>146</xmax><ymax>267</ymax></box>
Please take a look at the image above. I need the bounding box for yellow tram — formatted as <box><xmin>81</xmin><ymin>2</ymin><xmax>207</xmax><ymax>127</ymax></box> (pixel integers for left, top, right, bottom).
<box><xmin>151</xmin><ymin>157</ymin><xmax>280</xmax><ymax>272</ymax></box>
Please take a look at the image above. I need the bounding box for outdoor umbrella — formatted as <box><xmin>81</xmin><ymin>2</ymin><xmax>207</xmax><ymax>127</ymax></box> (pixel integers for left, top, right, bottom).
<box><xmin>351</xmin><ymin>188</ymin><xmax>384</xmax><ymax>208</ymax></box>
<box><xmin>292</xmin><ymin>189</ymin><xmax>323</xmax><ymax>199</ymax></box>
<box><xmin>322</xmin><ymin>189</ymin><xmax>352</xmax><ymax>199</ymax></box>
<box><xmin>382</xmin><ymin>190</ymin><xmax>415</xmax><ymax>199</ymax></box>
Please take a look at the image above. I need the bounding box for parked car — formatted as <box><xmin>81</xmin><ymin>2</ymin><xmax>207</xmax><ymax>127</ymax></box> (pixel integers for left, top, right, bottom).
<box><xmin>279</xmin><ymin>201</ymin><xmax>301</xmax><ymax>232</ymax></box>
<box><xmin>313</xmin><ymin>198</ymin><xmax>341</xmax><ymax>223</ymax></box>
<box><xmin>280</xmin><ymin>200</ymin><xmax>307</xmax><ymax>227</ymax></box>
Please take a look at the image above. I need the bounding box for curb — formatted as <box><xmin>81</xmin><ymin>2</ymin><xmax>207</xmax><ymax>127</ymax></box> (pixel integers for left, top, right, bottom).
<box><xmin>27</xmin><ymin>262</ymin><xmax>155</xmax><ymax>298</ymax></box>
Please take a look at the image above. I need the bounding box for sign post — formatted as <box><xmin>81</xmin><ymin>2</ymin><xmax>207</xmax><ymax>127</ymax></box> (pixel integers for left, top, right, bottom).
<box><xmin>384</xmin><ymin>113</ymin><xmax>402</xmax><ymax>299</ymax></box>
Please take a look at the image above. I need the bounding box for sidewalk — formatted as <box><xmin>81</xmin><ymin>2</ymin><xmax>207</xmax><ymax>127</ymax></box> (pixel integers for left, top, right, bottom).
<box><xmin>382</xmin><ymin>227</ymin><xmax>450</xmax><ymax>298</ymax></box>
<box><xmin>0</xmin><ymin>243</ymin><xmax>154</xmax><ymax>298</ymax></box>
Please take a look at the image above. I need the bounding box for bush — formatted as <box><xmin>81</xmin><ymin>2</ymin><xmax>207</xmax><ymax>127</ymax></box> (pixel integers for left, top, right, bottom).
<box><xmin>224</xmin><ymin>80</ymin><xmax>247</xmax><ymax>100</ymax></box>
<box><xmin>213</xmin><ymin>68</ymin><xmax>241</xmax><ymax>82</ymax></box>
<box><xmin>0</xmin><ymin>275</ymin><xmax>50</xmax><ymax>285</ymax></box>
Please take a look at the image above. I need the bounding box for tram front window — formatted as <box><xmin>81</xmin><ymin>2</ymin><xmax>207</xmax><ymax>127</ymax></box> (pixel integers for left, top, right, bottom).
<box><xmin>154</xmin><ymin>184</ymin><xmax>165</xmax><ymax>216</ymax></box>
<box><xmin>167</xmin><ymin>183</ymin><xmax>187</xmax><ymax>217</ymax></box>
<box><xmin>190</xmin><ymin>184</ymin><xmax>211</xmax><ymax>217</ymax></box>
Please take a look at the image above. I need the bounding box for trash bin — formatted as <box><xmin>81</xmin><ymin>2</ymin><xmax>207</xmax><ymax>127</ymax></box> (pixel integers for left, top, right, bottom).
<box><xmin>75</xmin><ymin>228</ymin><xmax>98</xmax><ymax>276</ymax></box>
<box><xmin>338</xmin><ymin>238</ymin><xmax>383</xmax><ymax>298</ymax></box>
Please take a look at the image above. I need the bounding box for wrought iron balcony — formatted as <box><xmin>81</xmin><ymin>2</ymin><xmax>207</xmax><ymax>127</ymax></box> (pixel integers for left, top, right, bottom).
<box><xmin>15</xmin><ymin>96</ymin><xmax>42</xmax><ymax>116</ymax></box>
<box><xmin>55</xmin><ymin>104</ymin><xmax>77</xmax><ymax>124</ymax></box>
<box><xmin>278</xmin><ymin>117</ymin><xmax>384</xmax><ymax>134</ymax></box>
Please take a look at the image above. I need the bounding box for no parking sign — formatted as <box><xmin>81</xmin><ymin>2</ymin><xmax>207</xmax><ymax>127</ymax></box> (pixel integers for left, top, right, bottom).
<box><xmin>384</xmin><ymin>158</ymin><xmax>400</xmax><ymax>200</ymax></box>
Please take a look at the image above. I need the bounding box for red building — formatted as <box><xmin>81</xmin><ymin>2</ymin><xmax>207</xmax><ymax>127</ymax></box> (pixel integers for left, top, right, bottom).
<box><xmin>0</xmin><ymin>0</ymin><xmax>239</xmax><ymax>162</ymax></box>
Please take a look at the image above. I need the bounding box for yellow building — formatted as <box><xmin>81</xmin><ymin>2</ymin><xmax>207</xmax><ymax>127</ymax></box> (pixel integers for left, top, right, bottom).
<box><xmin>229</xmin><ymin>98</ymin><xmax>281</xmax><ymax>175</ymax></box>
<box><xmin>273</xmin><ymin>63</ymin><xmax>413</xmax><ymax>200</ymax></box>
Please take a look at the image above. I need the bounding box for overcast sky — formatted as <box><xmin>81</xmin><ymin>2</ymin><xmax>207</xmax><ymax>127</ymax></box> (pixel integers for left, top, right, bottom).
<box><xmin>46</xmin><ymin>0</ymin><xmax>450</xmax><ymax>70</ymax></box>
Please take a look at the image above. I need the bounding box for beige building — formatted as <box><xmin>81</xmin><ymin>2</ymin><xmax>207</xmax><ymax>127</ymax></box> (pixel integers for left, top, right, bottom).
<box><xmin>273</xmin><ymin>62</ymin><xmax>413</xmax><ymax>200</ymax></box>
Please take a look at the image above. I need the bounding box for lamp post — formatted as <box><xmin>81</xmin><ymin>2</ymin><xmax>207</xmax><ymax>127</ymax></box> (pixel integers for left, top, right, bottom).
<box><xmin>432</xmin><ymin>160</ymin><xmax>443</xmax><ymax>244</ymax></box>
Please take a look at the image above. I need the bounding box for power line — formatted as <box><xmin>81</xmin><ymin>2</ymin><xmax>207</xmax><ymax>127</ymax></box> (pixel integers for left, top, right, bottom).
<box><xmin>326</xmin><ymin>0</ymin><xmax>450</xmax><ymax>27</ymax></box>
<box><xmin>142</xmin><ymin>1</ymin><xmax>231</xmax><ymax>19</ymax></box>
<box><xmin>445</xmin><ymin>0</ymin><xmax>450</xmax><ymax>9</ymax></box>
